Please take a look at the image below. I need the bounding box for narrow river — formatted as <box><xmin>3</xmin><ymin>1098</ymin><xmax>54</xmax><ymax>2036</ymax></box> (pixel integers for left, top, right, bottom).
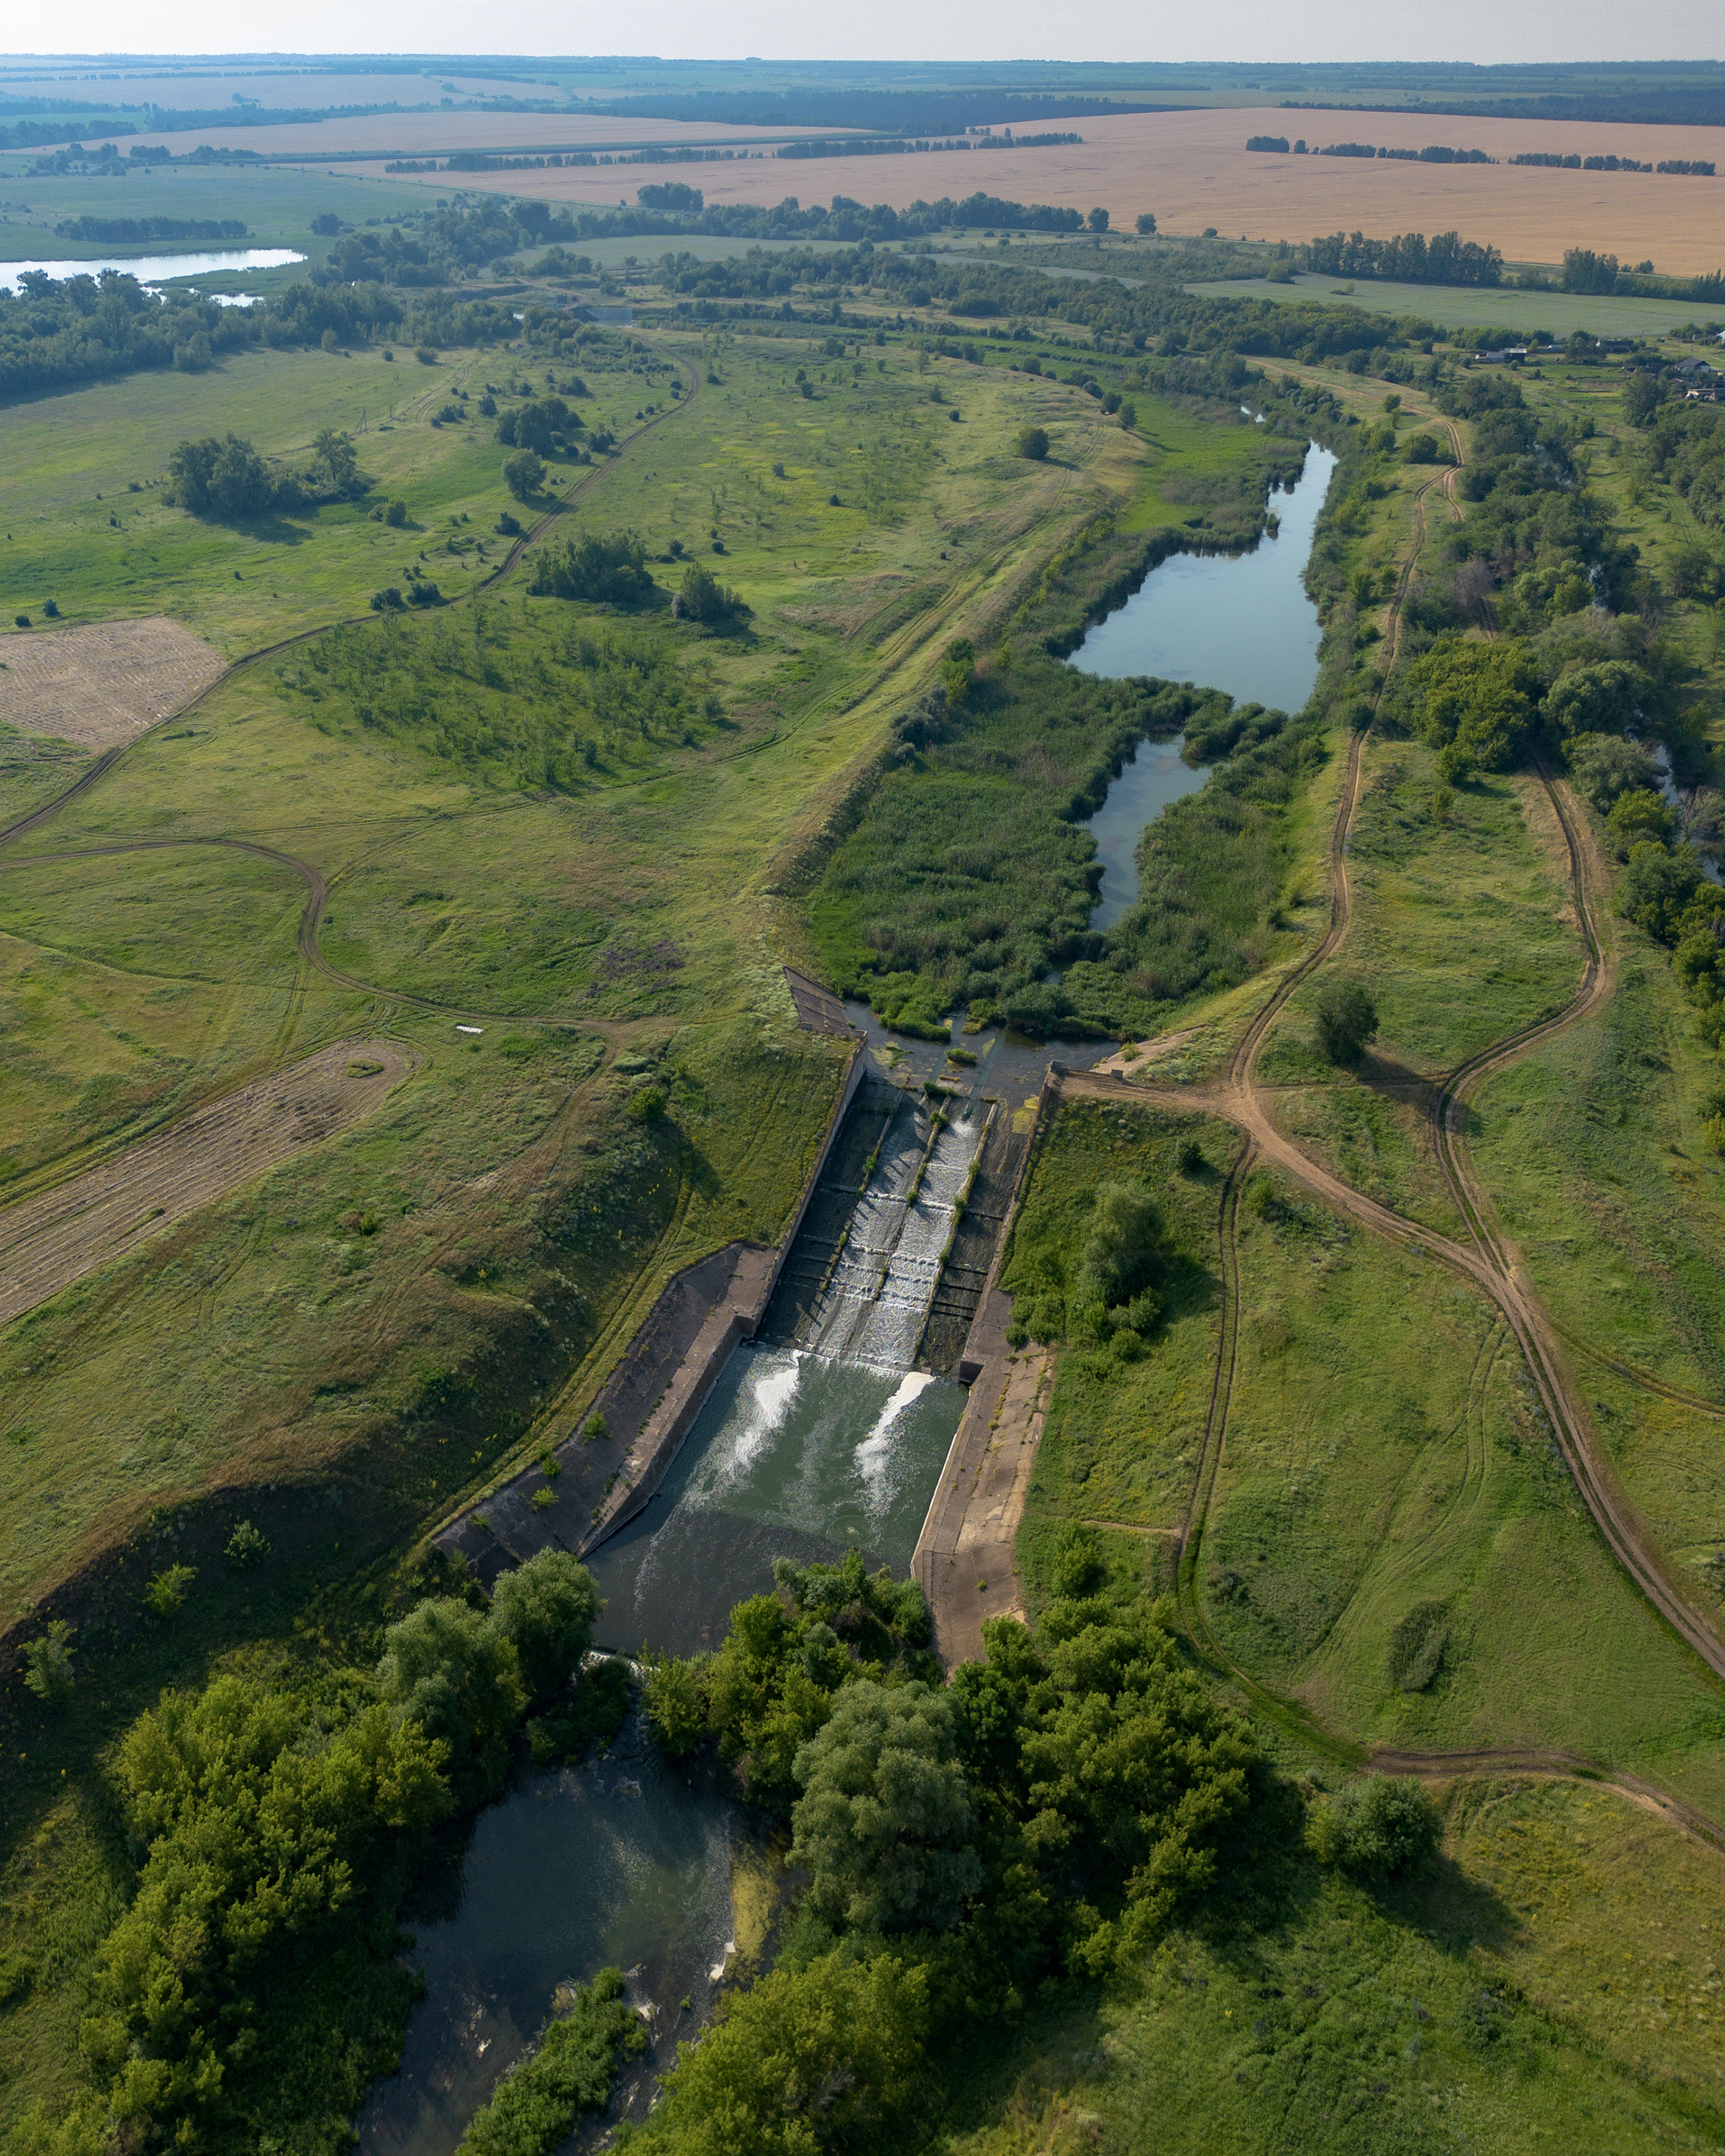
<box><xmin>1068</xmin><ymin>441</ymin><xmax>1337</xmax><ymax>924</ymax></box>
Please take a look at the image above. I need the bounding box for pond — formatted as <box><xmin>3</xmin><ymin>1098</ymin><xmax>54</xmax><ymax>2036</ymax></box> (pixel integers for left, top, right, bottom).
<box><xmin>1068</xmin><ymin>442</ymin><xmax>1338</xmax><ymax>714</ymax></box>
<box><xmin>357</xmin><ymin>1709</ymin><xmax>765</xmax><ymax>2156</ymax></box>
<box><xmin>1065</xmin><ymin>442</ymin><xmax>1338</xmax><ymax>924</ymax></box>
<box><xmin>0</xmin><ymin>248</ymin><xmax>305</xmax><ymax>295</ymax></box>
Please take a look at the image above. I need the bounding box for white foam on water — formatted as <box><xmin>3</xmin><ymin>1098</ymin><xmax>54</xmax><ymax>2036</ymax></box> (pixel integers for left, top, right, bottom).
<box><xmin>692</xmin><ymin>1351</ymin><xmax>804</xmax><ymax>1500</ymax></box>
<box><xmin>854</xmin><ymin>1369</ymin><xmax>937</xmax><ymax>1502</ymax></box>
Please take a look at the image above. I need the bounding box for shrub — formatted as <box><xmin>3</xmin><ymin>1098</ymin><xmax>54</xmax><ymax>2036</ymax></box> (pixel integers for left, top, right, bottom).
<box><xmin>671</xmin><ymin>560</ymin><xmax>751</xmax><ymax>626</ymax></box>
<box><xmin>495</xmin><ymin>510</ymin><xmax>521</xmax><ymax>536</ymax></box>
<box><xmin>1403</xmin><ymin>430</ymin><xmax>1441</xmax><ymax>463</ymax></box>
<box><xmin>1313</xmin><ymin>978</ymin><xmax>1378</xmax><ymax>1064</ymax></box>
<box><xmin>582</xmin><ymin>1412</ymin><xmax>607</xmax><ymax>1442</ymax></box>
<box><xmin>1308</xmin><ymin>1775</ymin><xmax>1441</xmax><ymax>1880</ymax></box>
<box><xmin>406</xmin><ymin>579</ymin><xmax>441</xmax><ymax>607</ymax></box>
<box><xmin>1386</xmin><ymin>1600</ymin><xmax>1450</xmax><ymax>1690</ymax></box>
<box><xmin>414</xmin><ymin>345</ymin><xmax>438</xmax><ymax>365</ymax></box>
<box><xmin>142</xmin><ymin>1563</ymin><xmax>196</xmax><ymax>1618</ymax></box>
<box><xmin>503</xmin><ymin>448</ymin><xmax>546</xmax><ymax>500</ymax></box>
<box><xmin>370</xmin><ymin>586</ymin><xmax>404</xmax><ymax>611</ymax></box>
<box><xmin>1015</xmin><ymin>424</ymin><xmax>1049</xmax><ymax>461</ymax></box>
<box><xmin>383</xmin><ymin>498</ymin><xmax>409</xmax><ymax>527</ymax></box>
<box><xmin>454</xmin><ymin>1969</ymin><xmax>645</xmax><ymax>2156</ymax></box>
<box><xmin>21</xmin><ymin>1620</ymin><xmax>76</xmax><ymax>1704</ymax></box>
<box><xmin>224</xmin><ymin>1520</ymin><xmax>270</xmax><ymax>1571</ymax></box>
<box><xmin>167</xmin><ymin>433</ymin><xmax>278</xmax><ymax>519</ymax></box>
<box><xmin>628</xmin><ymin>1084</ymin><xmax>667</xmax><ymax>1123</ymax></box>
<box><xmin>1620</xmin><ymin>840</ymin><xmax>1703</xmax><ymax>943</ymax></box>
<box><xmin>40</xmin><ymin>599</ymin><xmax>59</xmax><ymax>618</ymax></box>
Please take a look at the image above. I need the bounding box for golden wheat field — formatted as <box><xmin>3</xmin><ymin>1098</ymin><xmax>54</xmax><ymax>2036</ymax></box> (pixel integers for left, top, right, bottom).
<box><xmin>267</xmin><ymin>104</ymin><xmax>1725</xmax><ymax>274</ymax></box>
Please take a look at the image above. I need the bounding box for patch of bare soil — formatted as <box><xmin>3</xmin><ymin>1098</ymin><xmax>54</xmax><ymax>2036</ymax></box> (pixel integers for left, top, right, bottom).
<box><xmin>0</xmin><ymin>617</ymin><xmax>226</xmax><ymax>752</ymax></box>
<box><xmin>0</xmin><ymin>1038</ymin><xmax>416</xmax><ymax>1327</ymax></box>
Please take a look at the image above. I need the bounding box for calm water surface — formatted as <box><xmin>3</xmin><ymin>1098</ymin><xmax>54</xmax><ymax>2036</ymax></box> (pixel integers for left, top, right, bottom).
<box><xmin>0</xmin><ymin>248</ymin><xmax>304</xmax><ymax>294</ymax></box>
<box><xmin>1070</xmin><ymin>442</ymin><xmax>1338</xmax><ymax>713</ymax></box>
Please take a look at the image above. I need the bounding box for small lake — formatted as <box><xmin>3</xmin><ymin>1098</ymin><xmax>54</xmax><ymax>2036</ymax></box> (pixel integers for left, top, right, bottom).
<box><xmin>1065</xmin><ymin>441</ymin><xmax>1338</xmax><ymax>926</ymax></box>
<box><xmin>0</xmin><ymin>248</ymin><xmax>304</xmax><ymax>295</ymax></box>
<box><xmin>1069</xmin><ymin>442</ymin><xmax>1338</xmax><ymax>713</ymax></box>
<box><xmin>358</xmin><ymin>1710</ymin><xmax>761</xmax><ymax>2156</ymax></box>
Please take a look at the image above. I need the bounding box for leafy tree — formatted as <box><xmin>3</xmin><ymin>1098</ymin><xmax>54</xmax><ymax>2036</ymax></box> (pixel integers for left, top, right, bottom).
<box><xmin>21</xmin><ymin>1620</ymin><xmax>75</xmax><ymax>1704</ymax></box>
<box><xmin>1005</xmin><ymin>1177</ymin><xmax>1169</xmax><ymax>1348</ymax></box>
<box><xmin>383</xmin><ymin>497</ymin><xmax>409</xmax><ymax>527</ymax></box>
<box><xmin>457</xmin><ymin>1970</ymin><xmax>645</xmax><ymax>2156</ymax></box>
<box><xmin>503</xmin><ymin>448</ymin><xmax>546</xmax><ymax>500</ymax></box>
<box><xmin>671</xmin><ymin>560</ymin><xmax>751</xmax><ymax>624</ymax></box>
<box><xmin>377</xmin><ymin>1596</ymin><xmax>526</xmax><ymax>1783</ymax></box>
<box><xmin>1087</xmin><ymin>206</ymin><xmax>1110</xmax><ymax>232</ymax></box>
<box><xmin>1307</xmin><ymin>1774</ymin><xmax>1440</xmax><ymax>1880</ymax></box>
<box><xmin>1403</xmin><ymin>430</ymin><xmax>1441</xmax><ymax>463</ymax></box>
<box><xmin>312</xmin><ymin>427</ymin><xmax>360</xmax><ymax>489</ymax></box>
<box><xmin>489</xmin><ymin>1548</ymin><xmax>601</xmax><ymax>1704</ymax></box>
<box><xmin>77</xmin><ymin>1678</ymin><xmax>447</xmax><ymax>2144</ymax></box>
<box><xmin>529</xmin><ymin>529</ymin><xmax>656</xmax><ymax>604</ymax></box>
<box><xmin>643</xmin><ymin>1653</ymin><xmax>707</xmax><ymax>1755</ymax></box>
<box><xmin>1015</xmin><ymin>424</ymin><xmax>1049</xmax><ymax>461</ymax></box>
<box><xmin>1313</xmin><ymin>978</ymin><xmax>1378</xmax><ymax>1064</ymax></box>
<box><xmin>1565</xmin><ymin>728</ymin><xmax>1659</xmax><ymax>808</ymax></box>
<box><xmin>636</xmin><ymin>1953</ymin><xmax>931</xmax><ymax>2156</ymax></box>
<box><xmin>1135</xmin><ymin>212</ymin><xmax>1157</xmax><ymax>234</ymax></box>
<box><xmin>1605</xmin><ymin>787</ymin><xmax>1674</xmax><ymax>854</ymax></box>
<box><xmin>167</xmin><ymin>432</ymin><xmax>278</xmax><ymax>518</ymax></box>
<box><xmin>790</xmin><ymin>1681</ymin><xmax>981</xmax><ymax>1932</ymax></box>
<box><xmin>1545</xmin><ymin>660</ymin><xmax>1655</xmax><ymax>739</ymax></box>
<box><xmin>1620</xmin><ymin>839</ymin><xmax>1704</xmax><ymax>944</ymax></box>
<box><xmin>1622</xmin><ymin>370</ymin><xmax>1665</xmax><ymax>426</ymax></box>
<box><xmin>1407</xmin><ymin>637</ymin><xmax>1540</xmax><ymax>771</ymax></box>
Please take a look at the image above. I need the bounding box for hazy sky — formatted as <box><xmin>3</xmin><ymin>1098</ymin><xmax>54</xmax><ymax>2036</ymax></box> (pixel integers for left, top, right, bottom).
<box><xmin>8</xmin><ymin>0</ymin><xmax>1723</xmax><ymax>66</ymax></box>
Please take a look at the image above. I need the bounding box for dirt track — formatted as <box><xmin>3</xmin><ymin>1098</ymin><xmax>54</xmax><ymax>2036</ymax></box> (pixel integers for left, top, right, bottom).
<box><xmin>0</xmin><ymin>1038</ymin><xmax>417</xmax><ymax>1326</ymax></box>
<box><xmin>1049</xmin><ymin>408</ymin><xmax>1725</xmax><ymax>1844</ymax></box>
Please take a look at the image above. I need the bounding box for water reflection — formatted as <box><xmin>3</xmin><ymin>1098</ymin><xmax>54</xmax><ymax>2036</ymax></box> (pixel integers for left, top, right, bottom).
<box><xmin>1069</xmin><ymin>442</ymin><xmax>1337</xmax><ymax>713</ymax></box>
<box><xmin>357</xmin><ymin>1711</ymin><xmax>750</xmax><ymax>2156</ymax></box>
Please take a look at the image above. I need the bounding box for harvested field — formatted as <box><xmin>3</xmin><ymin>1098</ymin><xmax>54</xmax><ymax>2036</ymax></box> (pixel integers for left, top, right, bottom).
<box><xmin>99</xmin><ymin>110</ymin><xmax>846</xmax><ymax>158</ymax></box>
<box><xmin>345</xmin><ymin>105</ymin><xmax>1725</xmax><ymax>276</ymax></box>
<box><xmin>0</xmin><ymin>617</ymin><xmax>227</xmax><ymax>751</ymax></box>
<box><xmin>0</xmin><ymin>1037</ymin><xmax>416</xmax><ymax>1327</ymax></box>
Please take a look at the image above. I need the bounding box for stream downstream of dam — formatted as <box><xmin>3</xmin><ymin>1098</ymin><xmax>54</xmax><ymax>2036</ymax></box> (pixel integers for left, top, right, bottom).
<box><xmin>360</xmin><ymin>437</ymin><xmax>1343</xmax><ymax>2156</ymax></box>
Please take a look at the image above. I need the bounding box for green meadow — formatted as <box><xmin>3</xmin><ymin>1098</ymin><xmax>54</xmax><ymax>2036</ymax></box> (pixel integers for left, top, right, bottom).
<box><xmin>1188</xmin><ymin>269</ymin><xmax>1725</xmax><ymax>339</ymax></box>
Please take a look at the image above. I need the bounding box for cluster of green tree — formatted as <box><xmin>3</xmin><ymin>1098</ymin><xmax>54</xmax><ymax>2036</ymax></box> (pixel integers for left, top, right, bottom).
<box><xmin>166</xmin><ymin>427</ymin><xmax>369</xmax><ymax>520</ymax></box>
<box><xmin>1002</xmin><ymin>1178</ymin><xmax>1172</xmax><ymax>1349</ymax></box>
<box><xmin>527</xmin><ymin>531</ymin><xmax>659</xmax><ymax>606</ymax></box>
<box><xmin>1413</xmin><ymin>376</ymin><xmax>1653</xmax><ymax>638</ymax></box>
<box><xmin>456</xmin><ymin>1970</ymin><xmax>645</xmax><ymax>2156</ymax></box>
<box><xmin>1300</xmin><ymin>228</ymin><xmax>1504</xmax><ymax>286</ymax></box>
<box><xmin>496</xmin><ymin>393</ymin><xmax>585</xmax><ymax>455</ymax></box>
<box><xmin>52</xmin><ymin>214</ymin><xmax>248</xmax><ymax>243</ymax></box>
<box><xmin>670</xmin><ymin>560</ymin><xmax>753</xmax><ymax>627</ymax></box>
<box><xmin>654</xmin><ymin>236</ymin><xmax>1440</xmax><ymax>366</ymax></box>
<box><xmin>1633</xmin><ymin>396</ymin><xmax>1725</xmax><ymax>535</ymax></box>
<box><xmin>1561</xmin><ymin>246</ymin><xmax>1725</xmax><ymax>301</ymax></box>
<box><xmin>271</xmin><ymin>601</ymin><xmax>721</xmax><ymax>792</ymax></box>
<box><xmin>13</xmin><ymin>1549</ymin><xmax>612</xmax><ymax>2154</ymax></box>
<box><xmin>626</xmin><ymin>1540</ymin><xmax>1439</xmax><ymax>2153</ymax></box>
<box><xmin>0</xmin><ymin>265</ymin><xmax>524</xmax><ymax>403</ymax></box>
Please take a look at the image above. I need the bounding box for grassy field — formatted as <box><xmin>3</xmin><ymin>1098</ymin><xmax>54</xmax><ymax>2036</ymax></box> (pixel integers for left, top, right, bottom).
<box><xmin>1188</xmin><ymin>269</ymin><xmax>1725</xmax><ymax>339</ymax></box>
<box><xmin>944</xmin><ymin>1774</ymin><xmax>1725</xmax><ymax>2154</ymax></box>
<box><xmin>0</xmin><ymin>163</ymin><xmax>435</xmax><ymax>266</ymax></box>
<box><xmin>0</xmin><ymin>338</ymin><xmax>670</xmax><ymax>652</ymax></box>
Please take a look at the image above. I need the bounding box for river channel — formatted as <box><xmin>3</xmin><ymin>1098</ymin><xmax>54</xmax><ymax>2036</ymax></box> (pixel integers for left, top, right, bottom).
<box><xmin>360</xmin><ymin>436</ymin><xmax>1341</xmax><ymax>2156</ymax></box>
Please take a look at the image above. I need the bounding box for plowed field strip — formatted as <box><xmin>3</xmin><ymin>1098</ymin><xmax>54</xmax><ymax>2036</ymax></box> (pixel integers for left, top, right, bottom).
<box><xmin>0</xmin><ymin>1037</ymin><xmax>417</xmax><ymax>1326</ymax></box>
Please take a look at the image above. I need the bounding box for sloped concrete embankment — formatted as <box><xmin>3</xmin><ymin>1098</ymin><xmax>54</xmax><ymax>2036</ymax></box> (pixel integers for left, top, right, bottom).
<box><xmin>435</xmin><ymin>1043</ymin><xmax>867</xmax><ymax>1589</ymax></box>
